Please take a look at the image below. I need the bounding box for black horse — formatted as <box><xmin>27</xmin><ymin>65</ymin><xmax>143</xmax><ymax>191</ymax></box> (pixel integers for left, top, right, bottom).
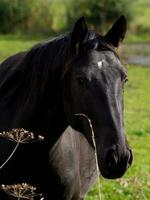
<box><xmin>0</xmin><ymin>16</ymin><xmax>132</xmax><ymax>199</ymax></box>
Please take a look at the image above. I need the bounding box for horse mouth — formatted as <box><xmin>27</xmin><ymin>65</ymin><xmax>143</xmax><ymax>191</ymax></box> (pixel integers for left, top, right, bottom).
<box><xmin>99</xmin><ymin>148</ymin><xmax>133</xmax><ymax>179</ymax></box>
<box><xmin>100</xmin><ymin>163</ymin><xmax>131</xmax><ymax>179</ymax></box>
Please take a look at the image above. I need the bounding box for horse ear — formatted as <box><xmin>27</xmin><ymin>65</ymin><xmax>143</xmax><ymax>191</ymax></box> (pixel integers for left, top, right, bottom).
<box><xmin>104</xmin><ymin>16</ymin><xmax>127</xmax><ymax>47</ymax></box>
<box><xmin>71</xmin><ymin>16</ymin><xmax>88</xmax><ymax>52</ymax></box>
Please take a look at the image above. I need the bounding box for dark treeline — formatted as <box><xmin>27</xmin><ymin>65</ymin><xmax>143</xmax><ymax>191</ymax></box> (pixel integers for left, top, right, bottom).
<box><xmin>0</xmin><ymin>0</ymin><xmax>132</xmax><ymax>35</ymax></box>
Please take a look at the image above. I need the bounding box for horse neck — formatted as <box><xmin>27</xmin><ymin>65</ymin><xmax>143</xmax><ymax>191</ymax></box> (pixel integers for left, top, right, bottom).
<box><xmin>14</xmin><ymin>58</ymin><xmax>69</xmax><ymax>148</ymax></box>
<box><xmin>37</xmin><ymin>80</ymin><xmax>68</xmax><ymax>146</ymax></box>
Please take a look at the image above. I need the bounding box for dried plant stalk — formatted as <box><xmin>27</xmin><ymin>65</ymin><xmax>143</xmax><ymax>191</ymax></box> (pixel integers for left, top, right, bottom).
<box><xmin>75</xmin><ymin>113</ymin><xmax>102</xmax><ymax>200</ymax></box>
<box><xmin>1</xmin><ymin>183</ymin><xmax>43</xmax><ymax>199</ymax></box>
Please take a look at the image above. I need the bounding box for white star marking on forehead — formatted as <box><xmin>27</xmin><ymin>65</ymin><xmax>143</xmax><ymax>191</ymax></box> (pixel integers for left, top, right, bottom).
<box><xmin>97</xmin><ymin>59</ymin><xmax>104</xmax><ymax>69</ymax></box>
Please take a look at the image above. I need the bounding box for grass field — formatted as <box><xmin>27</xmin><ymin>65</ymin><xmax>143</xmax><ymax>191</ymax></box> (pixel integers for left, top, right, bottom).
<box><xmin>0</xmin><ymin>37</ymin><xmax>38</xmax><ymax>62</ymax></box>
<box><xmin>0</xmin><ymin>39</ymin><xmax>150</xmax><ymax>200</ymax></box>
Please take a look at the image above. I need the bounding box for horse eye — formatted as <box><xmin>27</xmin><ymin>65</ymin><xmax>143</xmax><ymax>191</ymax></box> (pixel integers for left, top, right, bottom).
<box><xmin>123</xmin><ymin>75</ymin><xmax>128</xmax><ymax>83</ymax></box>
<box><xmin>124</xmin><ymin>77</ymin><xmax>128</xmax><ymax>83</ymax></box>
<box><xmin>121</xmin><ymin>72</ymin><xmax>128</xmax><ymax>83</ymax></box>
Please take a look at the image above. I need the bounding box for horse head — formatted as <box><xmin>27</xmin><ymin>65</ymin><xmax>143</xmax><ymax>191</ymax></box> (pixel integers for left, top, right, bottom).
<box><xmin>63</xmin><ymin>16</ymin><xmax>132</xmax><ymax>179</ymax></box>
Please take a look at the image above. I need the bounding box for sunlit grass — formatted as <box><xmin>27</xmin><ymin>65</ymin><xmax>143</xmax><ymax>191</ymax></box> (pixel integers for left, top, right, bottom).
<box><xmin>125</xmin><ymin>66</ymin><xmax>150</xmax><ymax>135</ymax></box>
<box><xmin>0</xmin><ymin>38</ymin><xmax>39</xmax><ymax>62</ymax></box>
<box><xmin>125</xmin><ymin>34</ymin><xmax>150</xmax><ymax>43</ymax></box>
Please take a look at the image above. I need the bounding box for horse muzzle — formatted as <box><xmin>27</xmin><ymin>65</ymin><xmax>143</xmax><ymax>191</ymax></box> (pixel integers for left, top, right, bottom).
<box><xmin>99</xmin><ymin>146</ymin><xmax>133</xmax><ymax>179</ymax></box>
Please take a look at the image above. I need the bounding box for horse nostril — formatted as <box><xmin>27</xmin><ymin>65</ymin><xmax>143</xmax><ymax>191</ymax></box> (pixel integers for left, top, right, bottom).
<box><xmin>106</xmin><ymin>148</ymin><xmax>119</xmax><ymax>169</ymax></box>
<box><xmin>126</xmin><ymin>148</ymin><xmax>133</xmax><ymax>169</ymax></box>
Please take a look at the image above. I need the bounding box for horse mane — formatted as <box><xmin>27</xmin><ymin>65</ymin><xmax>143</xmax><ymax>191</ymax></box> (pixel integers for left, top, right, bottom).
<box><xmin>0</xmin><ymin>31</ymin><xmax>117</xmax><ymax>110</ymax></box>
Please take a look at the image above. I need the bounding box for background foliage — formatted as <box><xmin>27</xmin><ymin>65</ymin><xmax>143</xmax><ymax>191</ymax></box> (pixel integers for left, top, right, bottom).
<box><xmin>0</xmin><ymin>0</ymin><xmax>132</xmax><ymax>35</ymax></box>
<box><xmin>0</xmin><ymin>0</ymin><xmax>31</xmax><ymax>33</ymax></box>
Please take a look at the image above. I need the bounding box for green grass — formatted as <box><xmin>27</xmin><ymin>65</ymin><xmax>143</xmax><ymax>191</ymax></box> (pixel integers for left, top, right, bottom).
<box><xmin>125</xmin><ymin>66</ymin><xmax>150</xmax><ymax>135</ymax></box>
<box><xmin>0</xmin><ymin>38</ymin><xmax>150</xmax><ymax>199</ymax></box>
<box><xmin>86</xmin><ymin>66</ymin><xmax>150</xmax><ymax>199</ymax></box>
<box><xmin>0</xmin><ymin>37</ymin><xmax>40</xmax><ymax>62</ymax></box>
<box><xmin>125</xmin><ymin>33</ymin><xmax>150</xmax><ymax>43</ymax></box>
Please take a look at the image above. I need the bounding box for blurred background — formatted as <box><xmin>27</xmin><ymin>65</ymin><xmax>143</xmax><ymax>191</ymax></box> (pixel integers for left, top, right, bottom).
<box><xmin>0</xmin><ymin>0</ymin><xmax>149</xmax><ymax>199</ymax></box>
<box><xmin>0</xmin><ymin>0</ymin><xmax>149</xmax><ymax>65</ymax></box>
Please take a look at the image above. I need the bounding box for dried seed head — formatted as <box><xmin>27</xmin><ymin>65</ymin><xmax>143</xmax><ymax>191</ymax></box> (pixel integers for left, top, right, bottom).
<box><xmin>0</xmin><ymin>128</ymin><xmax>44</xmax><ymax>143</ymax></box>
<box><xmin>1</xmin><ymin>183</ymin><xmax>43</xmax><ymax>199</ymax></box>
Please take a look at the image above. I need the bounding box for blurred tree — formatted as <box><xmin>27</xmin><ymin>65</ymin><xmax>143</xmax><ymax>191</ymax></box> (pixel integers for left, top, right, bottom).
<box><xmin>25</xmin><ymin>0</ymin><xmax>53</xmax><ymax>35</ymax></box>
<box><xmin>0</xmin><ymin>0</ymin><xmax>31</xmax><ymax>33</ymax></box>
<box><xmin>65</xmin><ymin>0</ymin><xmax>132</xmax><ymax>33</ymax></box>
<box><xmin>0</xmin><ymin>0</ymin><xmax>132</xmax><ymax>35</ymax></box>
